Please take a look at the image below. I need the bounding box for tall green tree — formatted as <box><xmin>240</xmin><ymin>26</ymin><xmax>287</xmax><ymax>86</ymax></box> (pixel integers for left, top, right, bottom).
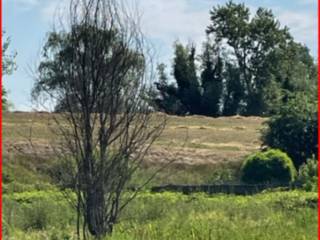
<box><xmin>2</xmin><ymin>32</ymin><xmax>17</xmax><ymax>111</ymax></box>
<box><xmin>153</xmin><ymin>63</ymin><xmax>185</xmax><ymax>114</ymax></box>
<box><xmin>200</xmin><ymin>41</ymin><xmax>223</xmax><ymax>116</ymax></box>
<box><xmin>32</xmin><ymin>26</ymin><xmax>147</xmax><ymax>112</ymax></box>
<box><xmin>222</xmin><ymin>63</ymin><xmax>244</xmax><ymax>115</ymax></box>
<box><xmin>268</xmin><ymin>41</ymin><xmax>317</xmax><ymax>100</ymax></box>
<box><xmin>152</xmin><ymin>1</ymin><xmax>317</xmax><ymax>118</ymax></box>
<box><xmin>154</xmin><ymin>42</ymin><xmax>202</xmax><ymax>115</ymax></box>
<box><xmin>207</xmin><ymin>2</ymin><xmax>291</xmax><ymax>115</ymax></box>
<box><xmin>33</xmin><ymin>0</ymin><xmax>165</xmax><ymax>238</ymax></box>
<box><xmin>173</xmin><ymin>42</ymin><xmax>202</xmax><ymax>114</ymax></box>
<box><xmin>262</xmin><ymin>92</ymin><xmax>318</xmax><ymax>168</ymax></box>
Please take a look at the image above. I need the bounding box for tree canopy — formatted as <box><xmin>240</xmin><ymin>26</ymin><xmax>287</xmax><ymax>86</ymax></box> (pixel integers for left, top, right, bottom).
<box><xmin>32</xmin><ymin>1</ymin><xmax>165</xmax><ymax>238</ymax></box>
<box><xmin>152</xmin><ymin>1</ymin><xmax>317</xmax><ymax>117</ymax></box>
<box><xmin>262</xmin><ymin>92</ymin><xmax>318</xmax><ymax>168</ymax></box>
<box><xmin>2</xmin><ymin>32</ymin><xmax>17</xmax><ymax>111</ymax></box>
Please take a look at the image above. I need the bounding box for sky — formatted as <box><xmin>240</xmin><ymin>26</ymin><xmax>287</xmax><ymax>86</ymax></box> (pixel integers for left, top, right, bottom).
<box><xmin>3</xmin><ymin>0</ymin><xmax>318</xmax><ymax>111</ymax></box>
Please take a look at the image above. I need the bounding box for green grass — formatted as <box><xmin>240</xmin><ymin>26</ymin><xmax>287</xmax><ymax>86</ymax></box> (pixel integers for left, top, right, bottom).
<box><xmin>130</xmin><ymin>164</ymin><xmax>239</xmax><ymax>186</ymax></box>
<box><xmin>3</xmin><ymin>189</ymin><xmax>75</xmax><ymax>239</ymax></box>
<box><xmin>3</xmin><ymin>154</ymin><xmax>55</xmax><ymax>194</ymax></box>
<box><xmin>3</xmin><ymin>190</ymin><xmax>318</xmax><ymax>240</ymax></box>
<box><xmin>2</xmin><ymin>113</ymin><xmax>317</xmax><ymax>239</ymax></box>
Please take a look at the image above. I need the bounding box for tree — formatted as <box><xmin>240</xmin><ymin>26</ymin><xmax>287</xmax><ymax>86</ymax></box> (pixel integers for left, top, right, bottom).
<box><xmin>153</xmin><ymin>63</ymin><xmax>185</xmax><ymax>115</ymax></box>
<box><xmin>153</xmin><ymin>41</ymin><xmax>223</xmax><ymax>116</ymax></box>
<box><xmin>207</xmin><ymin>1</ymin><xmax>292</xmax><ymax>115</ymax></box>
<box><xmin>262</xmin><ymin>92</ymin><xmax>318</xmax><ymax>168</ymax></box>
<box><xmin>222</xmin><ymin>63</ymin><xmax>244</xmax><ymax>115</ymax></box>
<box><xmin>200</xmin><ymin>41</ymin><xmax>223</xmax><ymax>116</ymax></box>
<box><xmin>267</xmin><ymin>41</ymin><xmax>317</xmax><ymax>105</ymax></box>
<box><xmin>2</xmin><ymin>32</ymin><xmax>17</xmax><ymax>111</ymax></box>
<box><xmin>153</xmin><ymin>42</ymin><xmax>202</xmax><ymax>115</ymax></box>
<box><xmin>33</xmin><ymin>0</ymin><xmax>166</xmax><ymax>238</ymax></box>
<box><xmin>152</xmin><ymin>1</ymin><xmax>317</xmax><ymax>118</ymax></box>
<box><xmin>173</xmin><ymin>42</ymin><xmax>202</xmax><ymax>114</ymax></box>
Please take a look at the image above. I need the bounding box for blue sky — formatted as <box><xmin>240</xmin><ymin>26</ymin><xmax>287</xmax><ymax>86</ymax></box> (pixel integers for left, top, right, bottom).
<box><xmin>3</xmin><ymin>0</ymin><xmax>318</xmax><ymax>111</ymax></box>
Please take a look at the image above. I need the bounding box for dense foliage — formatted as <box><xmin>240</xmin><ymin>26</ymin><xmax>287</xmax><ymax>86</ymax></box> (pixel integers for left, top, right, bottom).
<box><xmin>2</xmin><ymin>32</ymin><xmax>17</xmax><ymax>111</ymax></box>
<box><xmin>4</xmin><ymin>190</ymin><xmax>317</xmax><ymax>239</ymax></box>
<box><xmin>262</xmin><ymin>93</ymin><xmax>318</xmax><ymax>168</ymax></box>
<box><xmin>32</xmin><ymin>25</ymin><xmax>146</xmax><ymax>113</ymax></box>
<box><xmin>152</xmin><ymin>1</ymin><xmax>317</xmax><ymax>117</ymax></box>
<box><xmin>296</xmin><ymin>157</ymin><xmax>318</xmax><ymax>191</ymax></box>
<box><xmin>241</xmin><ymin>149</ymin><xmax>297</xmax><ymax>184</ymax></box>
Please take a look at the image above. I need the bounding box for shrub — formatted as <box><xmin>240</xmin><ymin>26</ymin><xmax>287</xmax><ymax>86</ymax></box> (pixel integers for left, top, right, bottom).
<box><xmin>23</xmin><ymin>199</ymin><xmax>53</xmax><ymax>230</ymax></box>
<box><xmin>207</xmin><ymin>168</ymin><xmax>236</xmax><ymax>184</ymax></box>
<box><xmin>296</xmin><ymin>157</ymin><xmax>318</xmax><ymax>191</ymax></box>
<box><xmin>241</xmin><ymin>149</ymin><xmax>297</xmax><ymax>184</ymax></box>
<box><xmin>2</xmin><ymin>190</ymin><xmax>75</xmax><ymax>232</ymax></box>
<box><xmin>262</xmin><ymin>93</ymin><xmax>318</xmax><ymax>168</ymax></box>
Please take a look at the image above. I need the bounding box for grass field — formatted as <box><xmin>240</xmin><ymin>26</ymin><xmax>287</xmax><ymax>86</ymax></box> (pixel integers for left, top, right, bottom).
<box><xmin>3</xmin><ymin>190</ymin><xmax>318</xmax><ymax>240</ymax></box>
<box><xmin>2</xmin><ymin>113</ymin><xmax>318</xmax><ymax>239</ymax></box>
<box><xmin>3</xmin><ymin>112</ymin><xmax>264</xmax><ymax>187</ymax></box>
<box><xmin>3</xmin><ymin>112</ymin><xmax>264</xmax><ymax>166</ymax></box>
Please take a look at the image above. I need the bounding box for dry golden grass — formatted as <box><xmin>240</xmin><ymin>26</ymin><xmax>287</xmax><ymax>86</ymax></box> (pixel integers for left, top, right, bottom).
<box><xmin>3</xmin><ymin>112</ymin><xmax>266</xmax><ymax>166</ymax></box>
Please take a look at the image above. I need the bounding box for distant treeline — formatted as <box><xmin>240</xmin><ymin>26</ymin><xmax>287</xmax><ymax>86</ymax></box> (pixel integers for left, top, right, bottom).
<box><xmin>149</xmin><ymin>1</ymin><xmax>317</xmax><ymax>117</ymax></box>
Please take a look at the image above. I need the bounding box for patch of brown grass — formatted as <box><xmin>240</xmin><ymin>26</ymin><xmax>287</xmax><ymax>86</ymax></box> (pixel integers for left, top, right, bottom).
<box><xmin>3</xmin><ymin>113</ymin><xmax>266</xmax><ymax>166</ymax></box>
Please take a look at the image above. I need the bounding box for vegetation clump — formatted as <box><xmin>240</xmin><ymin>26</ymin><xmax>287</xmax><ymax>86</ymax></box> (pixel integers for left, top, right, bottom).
<box><xmin>262</xmin><ymin>93</ymin><xmax>318</xmax><ymax>168</ymax></box>
<box><xmin>296</xmin><ymin>157</ymin><xmax>318</xmax><ymax>191</ymax></box>
<box><xmin>241</xmin><ymin>149</ymin><xmax>297</xmax><ymax>184</ymax></box>
<box><xmin>151</xmin><ymin>2</ymin><xmax>317</xmax><ymax>117</ymax></box>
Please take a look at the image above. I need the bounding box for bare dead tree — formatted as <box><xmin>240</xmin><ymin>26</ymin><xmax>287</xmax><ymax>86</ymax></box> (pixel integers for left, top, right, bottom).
<box><xmin>32</xmin><ymin>0</ymin><xmax>166</xmax><ymax>238</ymax></box>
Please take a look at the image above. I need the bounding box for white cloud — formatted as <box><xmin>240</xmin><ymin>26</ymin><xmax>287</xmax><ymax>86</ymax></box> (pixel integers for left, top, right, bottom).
<box><xmin>38</xmin><ymin>0</ymin><xmax>215</xmax><ymax>63</ymax></box>
<box><xmin>138</xmin><ymin>0</ymin><xmax>317</xmax><ymax>62</ymax></box>
<box><xmin>137</xmin><ymin>0</ymin><xmax>215</xmax><ymax>63</ymax></box>
<box><xmin>37</xmin><ymin>0</ymin><xmax>318</xmax><ymax>60</ymax></box>
<box><xmin>140</xmin><ymin>0</ymin><xmax>209</xmax><ymax>40</ymax></box>
<box><xmin>41</xmin><ymin>0</ymin><xmax>212</xmax><ymax>45</ymax></box>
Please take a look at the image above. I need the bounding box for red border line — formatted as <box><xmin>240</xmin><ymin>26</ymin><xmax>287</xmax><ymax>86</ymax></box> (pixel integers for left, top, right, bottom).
<box><xmin>0</xmin><ymin>0</ymin><xmax>3</xmax><ymax>238</ymax></box>
<box><xmin>0</xmin><ymin>0</ymin><xmax>3</xmax><ymax>237</ymax></box>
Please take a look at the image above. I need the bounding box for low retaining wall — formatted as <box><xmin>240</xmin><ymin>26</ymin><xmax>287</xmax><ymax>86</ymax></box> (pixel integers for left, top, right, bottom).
<box><xmin>151</xmin><ymin>183</ymin><xmax>290</xmax><ymax>195</ymax></box>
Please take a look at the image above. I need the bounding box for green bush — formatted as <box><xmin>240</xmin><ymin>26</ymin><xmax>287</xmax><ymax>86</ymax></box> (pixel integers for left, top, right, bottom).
<box><xmin>241</xmin><ymin>149</ymin><xmax>297</xmax><ymax>184</ymax></box>
<box><xmin>262</xmin><ymin>93</ymin><xmax>318</xmax><ymax>168</ymax></box>
<box><xmin>3</xmin><ymin>190</ymin><xmax>75</xmax><ymax>232</ymax></box>
<box><xmin>296</xmin><ymin>157</ymin><xmax>318</xmax><ymax>191</ymax></box>
<box><xmin>23</xmin><ymin>199</ymin><xmax>53</xmax><ymax>230</ymax></box>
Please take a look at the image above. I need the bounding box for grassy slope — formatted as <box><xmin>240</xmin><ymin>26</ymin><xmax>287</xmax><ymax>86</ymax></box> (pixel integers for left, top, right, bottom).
<box><xmin>3</xmin><ymin>113</ymin><xmax>317</xmax><ymax>239</ymax></box>
<box><xmin>3</xmin><ymin>112</ymin><xmax>264</xmax><ymax>187</ymax></box>
<box><xmin>3</xmin><ymin>112</ymin><xmax>264</xmax><ymax>165</ymax></box>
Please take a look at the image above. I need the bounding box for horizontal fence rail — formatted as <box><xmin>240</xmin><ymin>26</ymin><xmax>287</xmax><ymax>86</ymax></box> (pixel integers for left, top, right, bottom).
<box><xmin>151</xmin><ymin>183</ymin><xmax>292</xmax><ymax>195</ymax></box>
